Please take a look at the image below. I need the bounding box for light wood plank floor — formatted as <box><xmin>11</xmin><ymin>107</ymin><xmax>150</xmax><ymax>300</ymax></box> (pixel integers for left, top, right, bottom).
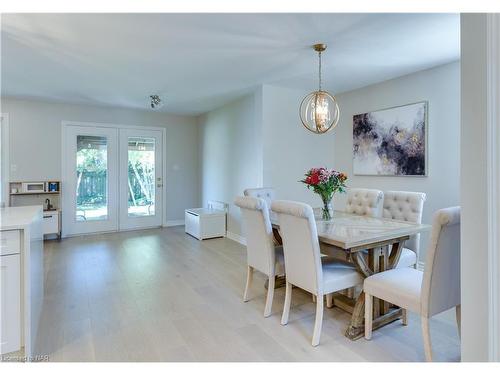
<box><xmin>36</xmin><ymin>226</ymin><xmax>461</xmax><ymax>362</ymax></box>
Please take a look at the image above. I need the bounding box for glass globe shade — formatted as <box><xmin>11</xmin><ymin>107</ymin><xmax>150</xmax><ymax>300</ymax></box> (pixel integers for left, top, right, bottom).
<box><xmin>299</xmin><ymin>91</ymin><xmax>340</xmax><ymax>134</ymax></box>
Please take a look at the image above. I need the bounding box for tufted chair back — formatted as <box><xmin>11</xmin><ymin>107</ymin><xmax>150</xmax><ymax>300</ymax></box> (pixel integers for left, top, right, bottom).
<box><xmin>345</xmin><ymin>188</ymin><xmax>384</xmax><ymax>217</ymax></box>
<box><xmin>271</xmin><ymin>200</ymin><xmax>324</xmax><ymax>296</ymax></box>
<box><xmin>383</xmin><ymin>191</ymin><xmax>426</xmax><ymax>256</ymax></box>
<box><xmin>421</xmin><ymin>206</ymin><xmax>460</xmax><ymax>317</ymax></box>
<box><xmin>244</xmin><ymin>188</ymin><xmax>276</xmax><ymax>210</ymax></box>
<box><xmin>235</xmin><ymin>196</ymin><xmax>277</xmax><ymax>276</ymax></box>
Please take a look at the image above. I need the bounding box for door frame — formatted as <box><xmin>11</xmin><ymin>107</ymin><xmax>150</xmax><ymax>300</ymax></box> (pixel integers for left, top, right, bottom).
<box><xmin>61</xmin><ymin>121</ymin><xmax>167</xmax><ymax>237</ymax></box>
<box><xmin>486</xmin><ymin>13</ymin><xmax>500</xmax><ymax>362</ymax></box>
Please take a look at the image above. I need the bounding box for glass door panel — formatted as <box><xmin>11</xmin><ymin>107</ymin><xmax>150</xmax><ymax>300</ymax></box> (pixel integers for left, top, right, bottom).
<box><xmin>119</xmin><ymin>129</ymin><xmax>162</xmax><ymax>230</ymax></box>
<box><xmin>76</xmin><ymin>135</ymin><xmax>108</xmax><ymax>221</ymax></box>
<box><xmin>127</xmin><ymin>137</ymin><xmax>156</xmax><ymax>217</ymax></box>
<box><xmin>63</xmin><ymin>126</ymin><xmax>118</xmax><ymax>236</ymax></box>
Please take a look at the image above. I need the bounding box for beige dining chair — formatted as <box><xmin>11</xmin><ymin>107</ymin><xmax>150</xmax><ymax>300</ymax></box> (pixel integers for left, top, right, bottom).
<box><xmin>364</xmin><ymin>206</ymin><xmax>461</xmax><ymax>362</ymax></box>
<box><xmin>382</xmin><ymin>191</ymin><xmax>426</xmax><ymax>269</ymax></box>
<box><xmin>271</xmin><ymin>200</ymin><xmax>363</xmax><ymax>346</ymax></box>
<box><xmin>244</xmin><ymin>187</ymin><xmax>276</xmax><ymax>209</ymax></box>
<box><xmin>345</xmin><ymin>188</ymin><xmax>384</xmax><ymax>217</ymax></box>
<box><xmin>235</xmin><ymin>196</ymin><xmax>284</xmax><ymax>317</ymax></box>
<box><xmin>342</xmin><ymin>188</ymin><xmax>383</xmax><ymax>298</ymax></box>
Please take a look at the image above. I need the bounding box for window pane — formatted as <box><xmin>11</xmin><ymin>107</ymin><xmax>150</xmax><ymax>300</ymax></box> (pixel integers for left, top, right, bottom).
<box><xmin>127</xmin><ymin>137</ymin><xmax>155</xmax><ymax>217</ymax></box>
<box><xmin>76</xmin><ymin>135</ymin><xmax>108</xmax><ymax>221</ymax></box>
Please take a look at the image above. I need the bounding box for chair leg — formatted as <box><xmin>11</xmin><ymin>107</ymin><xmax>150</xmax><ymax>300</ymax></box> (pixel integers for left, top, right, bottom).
<box><xmin>281</xmin><ymin>281</ymin><xmax>292</xmax><ymax>325</ymax></box>
<box><xmin>243</xmin><ymin>266</ymin><xmax>254</xmax><ymax>302</ymax></box>
<box><xmin>402</xmin><ymin>309</ymin><xmax>408</xmax><ymax>326</ymax></box>
<box><xmin>264</xmin><ymin>275</ymin><xmax>275</xmax><ymax>317</ymax></box>
<box><xmin>346</xmin><ymin>287</ymin><xmax>354</xmax><ymax>299</ymax></box>
<box><xmin>421</xmin><ymin>317</ymin><xmax>433</xmax><ymax>362</ymax></box>
<box><xmin>326</xmin><ymin>293</ymin><xmax>333</xmax><ymax>308</ymax></box>
<box><xmin>456</xmin><ymin>305</ymin><xmax>461</xmax><ymax>339</ymax></box>
<box><xmin>365</xmin><ymin>293</ymin><xmax>373</xmax><ymax>340</ymax></box>
<box><xmin>311</xmin><ymin>294</ymin><xmax>324</xmax><ymax>346</ymax></box>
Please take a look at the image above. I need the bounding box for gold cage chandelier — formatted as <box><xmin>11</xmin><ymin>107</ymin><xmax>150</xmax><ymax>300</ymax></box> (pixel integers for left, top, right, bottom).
<box><xmin>299</xmin><ymin>43</ymin><xmax>340</xmax><ymax>134</ymax></box>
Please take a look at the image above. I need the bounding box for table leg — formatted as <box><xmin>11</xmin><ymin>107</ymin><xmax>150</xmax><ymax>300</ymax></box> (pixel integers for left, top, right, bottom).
<box><xmin>388</xmin><ymin>240</ymin><xmax>405</xmax><ymax>269</ymax></box>
<box><xmin>379</xmin><ymin>246</ymin><xmax>390</xmax><ymax>315</ymax></box>
<box><xmin>264</xmin><ymin>275</ymin><xmax>286</xmax><ymax>290</ymax></box>
<box><xmin>272</xmin><ymin>227</ymin><xmax>283</xmax><ymax>246</ymax></box>
<box><xmin>345</xmin><ymin>244</ymin><xmax>404</xmax><ymax>340</ymax></box>
<box><xmin>368</xmin><ymin>248</ymin><xmax>380</xmax><ymax>319</ymax></box>
<box><xmin>263</xmin><ymin>227</ymin><xmax>285</xmax><ymax>290</ymax></box>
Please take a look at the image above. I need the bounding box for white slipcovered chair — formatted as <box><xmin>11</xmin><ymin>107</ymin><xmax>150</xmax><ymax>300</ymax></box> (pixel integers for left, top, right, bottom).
<box><xmin>345</xmin><ymin>188</ymin><xmax>384</xmax><ymax>217</ymax></box>
<box><xmin>383</xmin><ymin>191</ymin><xmax>426</xmax><ymax>269</ymax></box>
<box><xmin>243</xmin><ymin>187</ymin><xmax>276</xmax><ymax>209</ymax></box>
<box><xmin>271</xmin><ymin>200</ymin><xmax>363</xmax><ymax>346</ymax></box>
<box><xmin>235</xmin><ymin>196</ymin><xmax>284</xmax><ymax>317</ymax></box>
<box><xmin>364</xmin><ymin>206</ymin><xmax>461</xmax><ymax>362</ymax></box>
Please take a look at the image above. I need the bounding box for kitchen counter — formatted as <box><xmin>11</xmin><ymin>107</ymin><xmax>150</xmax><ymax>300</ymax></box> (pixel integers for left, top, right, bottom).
<box><xmin>0</xmin><ymin>205</ymin><xmax>43</xmax><ymax>360</ymax></box>
<box><xmin>0</xmin><ymin>205</ymin><xmax>44</xmax><ymax>230</ymax></box>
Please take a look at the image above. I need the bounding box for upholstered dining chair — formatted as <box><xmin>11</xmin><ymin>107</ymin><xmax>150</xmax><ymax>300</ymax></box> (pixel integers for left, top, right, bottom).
<box><xmin>244</xmin><ymin>187</ymin><xmax>276</xmax><ymax>209</ymax></box>
<box><xmin>235</xmin><ymin>196</ymin><xmax>284</xmax><ymax>318</ymax></box>
<box><xmin>364</xmin><ymin>206</ymin><xmax>461</xmax><ymax>362</ymax></box>
<box><xmin>342</xmin><ymin>188</ymin><xmax>384</xmax><ymax>297</ymax></box>
<box><xmin>345</xmin><ymin>188</ymin><xmax>384</xmax><ymax>217</ymax></box>
<box><xmin>383</xmin><ymin>191</ymin><xmax>426</xmax><ymax>269</ymax></box>
<box><xmin>271</xmin><ymin>200</ymin><xmax>363</xmax><ymax>346</ymax></box>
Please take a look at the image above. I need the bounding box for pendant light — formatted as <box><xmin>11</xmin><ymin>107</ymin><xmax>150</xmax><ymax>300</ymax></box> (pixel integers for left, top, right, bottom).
<box><xmin>299</xmin><ymin>43</ymin><xmax>340</xmax><ymax>134</ymax></box>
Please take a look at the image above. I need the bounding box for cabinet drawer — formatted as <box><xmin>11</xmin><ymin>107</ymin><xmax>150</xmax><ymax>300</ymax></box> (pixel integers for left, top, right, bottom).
<box><xmin>0</xmin><ymin>230</ymin><xmax>21</xmax><ymax>256</ymax></box>
<box><xmin>43</xmin><ymin>213</ymin><xmax>59</xmax><ymax>235</ymax></box>
<box><xmin>0</xmin><ymin>253</ymin><xmax>21</xmax><ymax>355</ymax></box>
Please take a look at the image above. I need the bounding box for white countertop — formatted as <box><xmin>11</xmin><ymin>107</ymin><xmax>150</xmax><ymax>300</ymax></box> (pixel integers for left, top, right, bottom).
<box><xmin>0</xmin><ymin>205</ymin><xmax>44</xmax><ymax>231</ymax></box>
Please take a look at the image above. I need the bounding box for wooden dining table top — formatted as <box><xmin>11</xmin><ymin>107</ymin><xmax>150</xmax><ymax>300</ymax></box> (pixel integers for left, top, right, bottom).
<box><xmin>270</xmin><ymin>210</ymin><xmax>431</xmax><ymax>251</ymax></box>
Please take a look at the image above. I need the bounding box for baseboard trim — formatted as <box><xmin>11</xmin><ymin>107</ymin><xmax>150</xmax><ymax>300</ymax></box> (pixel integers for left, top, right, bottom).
<box><xmin>165</xmin><ymin>220</ymin><xmax>185</xmax><ymax>227</ymax></box>
<box><xmin>226</xmin><ymin>231</ymin><xmax>246</xmax><ymax>246</ymax></box>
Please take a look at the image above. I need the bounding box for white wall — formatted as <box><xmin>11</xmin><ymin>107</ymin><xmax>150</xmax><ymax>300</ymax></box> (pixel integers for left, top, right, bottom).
<box><xmin>198</xmin><ymin>94</ymin><xmax>263</xmax><ymax>238</ymax></box>
<box><xmin>262</xmin><ymin>85</ymin><xmax>336</xmax><ymax>208</ymax></box>
<box><xmin>460</xmin><ymin>13</ymin><xmax>491</xmax><ymax>362</ymax></box>
<box><xmin>0</xmin><ymin>97</ymin><xmax>199</xmax><ymax>221</ymax></box>
<box><xmin>198</xmin><ymin>63</ymin><xmax>460</xmax><ymax>249</ymax></box>
<box><xmin>333</xmin><ymin>62</ymin><xmax>460</xmax><ymax>261</ymax></box>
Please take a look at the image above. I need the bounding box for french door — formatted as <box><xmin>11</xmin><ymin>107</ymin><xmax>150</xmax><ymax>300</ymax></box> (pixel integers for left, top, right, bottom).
<box><xmin>63</xmin><ymin>124</ymin><xmax>163</xmax><ymax>236</ymax></box>
<box><xmin>119</xmin><ymin>128</ymin><xmax>163</xmax><ymax>230</ymax></box>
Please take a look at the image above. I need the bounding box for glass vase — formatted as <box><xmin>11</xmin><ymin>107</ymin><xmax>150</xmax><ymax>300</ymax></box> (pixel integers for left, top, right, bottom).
<box><xmin>321</xmin><ymin>196</ymin><xmax>333</xmax><ymax>221</ymax></box>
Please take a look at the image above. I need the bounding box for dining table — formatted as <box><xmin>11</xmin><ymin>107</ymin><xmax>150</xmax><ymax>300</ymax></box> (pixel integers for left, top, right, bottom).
<box><xmin>270</xmin><ymin>209</ymin><xmax>431</xmax><ymax>340</ymax></box>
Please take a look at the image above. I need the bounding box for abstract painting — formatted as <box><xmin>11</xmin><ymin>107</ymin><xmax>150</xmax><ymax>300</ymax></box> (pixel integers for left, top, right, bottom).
<box><xmin>353</xmin><ymin>102</ymin><xmax>427</xmax><ymax>176</ymax></box>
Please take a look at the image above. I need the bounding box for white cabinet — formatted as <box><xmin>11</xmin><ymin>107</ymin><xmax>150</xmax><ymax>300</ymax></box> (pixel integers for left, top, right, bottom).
<box><xmin>185</xmin><ymin>208</ymin><xmax>226</xmax><ymax>240</ymax></box>
<box><xmin>0</xmin><ymin>206</ymin><xmax>43</xmax><ymax>359</ymax></box>
<box><xmin>43</xmin><ymin>210</ymin><xmax>60</xmax><ymax>238</ymax></box>
<box><xmin>1</xmin><ymin>230</ymin><xmax>21</xmax><ymax>355</ymax></box>
<box><xmin>0</xmin><ymin>230</ymin><xmax>20</xmax><ymax>256</ymax></box>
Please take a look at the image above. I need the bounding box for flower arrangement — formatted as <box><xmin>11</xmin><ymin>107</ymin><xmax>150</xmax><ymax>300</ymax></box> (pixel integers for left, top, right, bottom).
<box><xmin>300</xmin><ymin>167</ymin><xmax>348</xmax><ymax>220</ymax></box>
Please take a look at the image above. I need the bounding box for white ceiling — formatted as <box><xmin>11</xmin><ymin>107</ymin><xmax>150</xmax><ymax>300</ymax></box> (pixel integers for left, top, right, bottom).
<box><xmin>1</xmin><ymin>13</ymin><xmax>460</xmax><ymax>115</ymax></box>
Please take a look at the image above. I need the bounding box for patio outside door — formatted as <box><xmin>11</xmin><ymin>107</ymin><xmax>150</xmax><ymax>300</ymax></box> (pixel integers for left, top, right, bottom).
<box><xmin>119</xmin><ymin>129</ymin><xmax>163</xmax><ymax>230</ymax></box>
<box><xmin>63</xmin><ymin>124</ymin><xmax>163</xmax><ymax>236</ymax></box>
<box><xmin>63</xmin><ymin>125</ymin><xmax>119</xmax><ymax>235</ymax></box>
